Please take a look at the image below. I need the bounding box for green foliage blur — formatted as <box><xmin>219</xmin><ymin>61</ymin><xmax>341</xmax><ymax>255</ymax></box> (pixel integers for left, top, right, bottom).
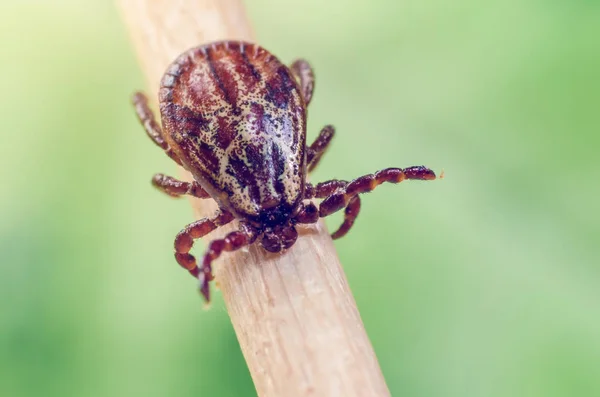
<box><xmin>1</xmin><ymin>1</ymin><xmax>599</xmax><ymax>396</ymax></box>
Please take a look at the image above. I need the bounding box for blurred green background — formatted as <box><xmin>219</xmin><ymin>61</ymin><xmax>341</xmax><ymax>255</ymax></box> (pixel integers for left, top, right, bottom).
<box><xmin>1</xmin><ymin>1</ymin><xmax>599</xmax><ymax>396</ymax></box>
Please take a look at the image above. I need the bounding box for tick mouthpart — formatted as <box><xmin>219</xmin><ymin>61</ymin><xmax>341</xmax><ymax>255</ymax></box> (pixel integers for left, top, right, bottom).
<box><xmin>261</xmin><ymin>225</ymin><xmax>298</xmax><ymax>253</ymax></box>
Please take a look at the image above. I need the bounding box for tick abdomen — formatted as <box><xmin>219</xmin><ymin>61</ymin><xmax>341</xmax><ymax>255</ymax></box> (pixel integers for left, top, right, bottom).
<box><xmin>159</xmin><ymin>42</ymin><xmax>307</xmax><ymax>219</ymax></box>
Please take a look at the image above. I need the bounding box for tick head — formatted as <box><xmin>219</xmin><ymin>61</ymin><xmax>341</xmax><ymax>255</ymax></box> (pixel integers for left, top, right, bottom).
<box><xmin>260</xmin><ymin>224</ymin><xmax>298</xmax><ymax>253</ymax></box>
<box><xmin>253</xmin><ymin>202</ymin><xmax>300</xmax><ymax>252</ymax></box>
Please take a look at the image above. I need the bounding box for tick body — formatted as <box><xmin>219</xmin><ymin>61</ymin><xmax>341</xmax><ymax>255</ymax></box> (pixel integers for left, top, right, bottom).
<box><xmin>133</xmin><ymin>41</ymin><xmax>436</xmax><ymax>302</ymax></box>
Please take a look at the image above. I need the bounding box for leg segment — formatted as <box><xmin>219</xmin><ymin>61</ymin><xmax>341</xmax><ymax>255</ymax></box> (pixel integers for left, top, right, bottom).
<box><xmin>304</xmin><ymin>181</ymin><xmax>361</xmax><ymax>238</ymax></box>
<box><xmin>198</xmin><ymin>223</ymin><xmax>258</xmax><ymax>302</ymax></box>
<box><xmin>330</xmin><ymin>196</ymin><xmax>361</xmax><ymax>240</ymax></box>
<box><xmin>319</xmin><ymin>166</ymin><xmax>437</xmax><ymax>219</ymax></box>
<box><xmin>305</xmin><ymin>179</ymin><xmax>348</xmax><ymax>200</ymax></box>
<box><xmin>173</xmin><ymin>210</ymin><xmax>234</xmax><ymax>280</ymax></box>
<box><xmin>132</xmin><ymin>92</ymin><xmax>182</xmax><ymax>165</ymax></box>
<box><xmin>290</xmin><ymin>59</ymin><xmax>315</xmax><ymax>105</ymax></box>
<box><xmin>306</xmin><ymin>125</ymin><xmax>335</xmax><ymax>172</ymax></box>
<box><xmin>133</xmin><ymin>92</ymin><xmax>166</xmax><ymax>149</ymax></box>
<box><xmin>295</xmin><ymin>202</ymin><xmax>319</xmax><ymax>224</ymax></box>
<box><xmin>152</xmin><ymin>173</ymin><xmax>211</xmax><ymax>199</ymax></box>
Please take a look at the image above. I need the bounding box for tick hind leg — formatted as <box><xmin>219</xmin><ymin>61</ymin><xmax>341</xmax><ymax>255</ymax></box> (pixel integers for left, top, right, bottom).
<box><xmin>312</xmin><ymin>166</ymin><xmax>437</xmax><ymax>238</ymax></box>
<box><xmin>132</xmin><ymin>92</ymin><xmax>182</xmax><ymax>165</ymax></box>
<box><xmin>198</xmin><ymin>223</ymin><xmax>258</xmax><ymax>302</ymax></box>
<box><xmin>174</xmin><ymin>210</ymin><xmax>234</xmax><ymax>290</ymax></box>
<box><xmin>307</xmin><ymin>125</ymin><xmax>335</xmax><ymax>172</ymax></box>
<box><xmin>152</xmin><ymin>173</ymin><xmax>211</xmax><ymax>199</ymax></box>
<box><xmin>290</xmin><ymin>59</ymin><xmax>315</xmax><ymax>105</ymax></box>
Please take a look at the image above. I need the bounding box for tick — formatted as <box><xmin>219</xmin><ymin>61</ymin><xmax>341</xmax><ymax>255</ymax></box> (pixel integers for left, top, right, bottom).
<box><xmin>132</xmin><ymin>41</ymin><xmax>437</xmax><ymax>302</ymax></box>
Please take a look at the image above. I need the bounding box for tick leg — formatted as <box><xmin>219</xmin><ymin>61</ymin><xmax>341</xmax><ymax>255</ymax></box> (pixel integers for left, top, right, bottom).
<box><xmin>174</xmin><ymin>210</ymin><xmax>234</xmax><ymax>283</ymax></box>
<box><xmin>317</xmin><ymin>166</ymin><xmax>437</xmax><ymax>237</ymax></box>
<box><xmin>290</xmin><ymin>59</ymin><xmax>315</xmax><ymax>105</ymax></box>
<box><xmin>132</xmin><ymin>92</ymin><xmax>182</xmax><ymax>165</ymax></box>
<box><xmin>305</xmin><ymin>179</ymin><xmax>348</xmax><ymax>199</ymax></box>
<box><xmin>295</xmin><ymin>202</ymin><xmax>319</xmax><ymax>224</ymax></box>
<box><xmin>330</xmin><ymin>196</ymin><xmax>361</xmax><ymax>240</ymax></box>
<box><xmin>304</xmin><ymin>182</ymin><xmax>360</xmax><ymax>238</ymax></box>
<box><xmin>152</xmin><ymin>173</ymin><xmax>211</xmax><ymax>199</ymax></box>
<box><xmin>306</xmin><ymin>125</ymin><xmax>335</xmax><ymax>172</ymax></box>
<box><xmin>198</xmin><ymin>223</ymin><xmax>258</xmax><ymax>302</ymax></box>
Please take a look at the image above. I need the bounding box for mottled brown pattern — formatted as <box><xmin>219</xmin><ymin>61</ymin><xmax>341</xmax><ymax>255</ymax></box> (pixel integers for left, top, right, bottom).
<box><xmin>133</xmin><ymin>41</ymin><xmax>438</xmax><ymax>302</ymax></box>
<box><xmin>159</xmin><ymin>42</ymin><xmax>306</xmax><ymax>224</ymax></box>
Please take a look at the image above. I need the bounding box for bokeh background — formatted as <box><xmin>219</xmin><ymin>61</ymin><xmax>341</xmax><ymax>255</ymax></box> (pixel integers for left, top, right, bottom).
<box><xmin>1</xmin><ymin>1</ymin><xmax>599</xmax><ymax>396</ymax></box>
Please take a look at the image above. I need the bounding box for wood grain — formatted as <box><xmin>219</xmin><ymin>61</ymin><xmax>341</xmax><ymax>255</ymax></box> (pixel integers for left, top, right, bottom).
<box><xmin>117</xmin><ymin>1</ymin><xmax>390</xmax><ymax>396</ymax></box>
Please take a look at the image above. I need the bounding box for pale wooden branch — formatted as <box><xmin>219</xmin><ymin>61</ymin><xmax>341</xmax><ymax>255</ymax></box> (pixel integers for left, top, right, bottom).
<box><xmin>117</xmin><ymin>1</ymin><xmax>390</xmax><ymax>396</ymax></box>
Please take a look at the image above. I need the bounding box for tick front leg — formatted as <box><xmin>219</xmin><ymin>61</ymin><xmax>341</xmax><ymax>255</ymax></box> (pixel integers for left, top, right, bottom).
<box><xmin>317</xmin><ymin>166</ymin><xmax>436</xmax><ymax>237</ymax></box>
<box><xmin>306</xmin><ymin>125</ymin><xmax>335</xmax><ymax>172</ymax></box>
<box><xmin>199</xmin><ymin>223</ymin><xmax>258</xmax><ymax>302</ymax></box>
<box><xmin>152</xmin><ymin>173</ymin><xmax>211</xmax><ymax>199</ymax></box>
<box><xmin>330</xmin><ymin>196</ymin><xmax>361</xmax><ymax>239</ymax></box>
<box><xmin>132</xmin><ymin>92</ymin><xmax>182</xmax><ymax>165</ymax></box>
<box><xmin>290</xmin><ymin>59</ymin><xmax>315</xmax><ymax>105</ymax></box>
<box><xmin>174</xmin><ymin>210</ymin><xmax>234</xmax><ymax>283</ymax></box>
<box><xmin>304</xmin><ymin>181</ymin><xmax>360</xmax><ymax>238</ymax></box>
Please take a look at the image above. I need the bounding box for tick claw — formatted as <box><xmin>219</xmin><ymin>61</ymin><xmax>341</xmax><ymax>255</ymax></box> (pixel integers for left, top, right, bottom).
<box><xmin>198</xmin><ymin>273</ymin><xmax>211</xmax><ymax>303</ymax></box>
